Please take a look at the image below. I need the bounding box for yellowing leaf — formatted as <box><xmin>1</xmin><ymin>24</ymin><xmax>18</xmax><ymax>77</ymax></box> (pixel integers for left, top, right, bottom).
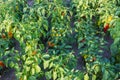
<box><xmin>25</xmin><ymin>60</ymin><xmax>33</xmax><ymax>65</ymax></box>
<box><xmin>104</xmin><ymin>15</ymin><xmax>113</xmax><ymax>23</ymax></box>
<box><xmin>31</xmin><ymin>68</ymin><xmax>35</xmax><ymax>75</ymax></box>
<box><xmin>92</xmin><ymin>74</ymin><xmax>96</xmax><ymax>80</ymax></box>
<box><xmin>53</xmin><ymin>71</ymin><xmax>57</xmax><ymax>80</ymax></box>
<box><xmin>25</xmin><ymin>66</ymin><xmax>30</xmax><ymax>72</ymax></box>
<box><xmin>19</xmin><ymin>77</ymin><xmax>23</xmax><ymax>80</ymax></box>
<box><xmin>43</xmin><ymin>60</ymin><xmax>49</xmax><ymax>69</ymax></box>
<box><xmin>84</xmin><ymin>73</ymin><xmax>89</xmax><ymax>80</ymax></box>
<box><xmin>23</xmin><ymin>75</ymin><xmax>27</xmax><ymax>80</ymax></box>
<box><xmin>8</xmin><ymin>31</ymin><xmax>13</xmax><ymax>38</ymax></box>
<box><xmin>56</xmin><ymin>34</ymin><xmax>59</xmax><ymax>37</ymax></box>
<box><xmin>97</xmin><ymin>20</ymin><xmax>101</xmax><ymax>26</ymax></box>
<box><xmin>49</xmin><ymin>62</ymin><xmax>54</xmax><ymax>69</ymax></box>
<box><xmin>26</xmin><ymin>44</ymin><xmax>31</xmax><ymax>52</ymax></box>
<box><xmin>35</xmin><ymin>65</ymin><xmax>41</xmax><ymax>73</ymax></box>
<box><xmin>95</xmin><ymin>65</ymin><xmax>100</xmax><ymax>74</ymax></box>
<box><xmin>43</xmin><ymin>54</ymin><xmax>50</xmax><ymax>59</ymax></box>
<box><xmin>107</xmin><ymin>16</ymin><xmax>113</xmax><ymax>23</ymax></box>
<box><xmin>83</xmin><ymin>54</ymin><xmax>88</xmax><ymax>59</ymax></box>
<box><xmin>16</xmin><ymin>5</ymin><xmax>19</xmax><ymax>10</ymax></box>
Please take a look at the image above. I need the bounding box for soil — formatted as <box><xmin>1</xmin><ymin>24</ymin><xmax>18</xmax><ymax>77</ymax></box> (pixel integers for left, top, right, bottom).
<box><xmin>0</xmin><ymin>68</ymin><xmax>16</xmax><ymax>80</ymax></box>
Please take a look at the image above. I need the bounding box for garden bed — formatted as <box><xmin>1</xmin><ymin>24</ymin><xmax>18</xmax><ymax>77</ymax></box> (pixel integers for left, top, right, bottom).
<box><xmin>0</xmin><ymin>0</ymin><xmax>120</xmax><ymax>80</ymax></box>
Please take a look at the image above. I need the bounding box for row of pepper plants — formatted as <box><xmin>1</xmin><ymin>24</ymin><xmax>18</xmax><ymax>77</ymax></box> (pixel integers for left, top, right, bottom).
<box><xmin>72</xmin><ymin>0</ymin><xmax>120</xmax><ymax>80</ymax></box>
<box><xmin>0</xmin><ymin>0</ymin><xmax>120</xmax><ymax>80</ymax></box>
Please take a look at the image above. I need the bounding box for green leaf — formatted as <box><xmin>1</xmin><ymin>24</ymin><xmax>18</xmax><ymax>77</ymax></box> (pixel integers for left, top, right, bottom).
<box><xmin>39</xmin><ymin>44</ymin><xmax>45</xmax><ymax>50</ymax></box>
<box><xmin>28</xmin><ymin>76</ymin><xmax>37</xmax><ymax>80</ymax></box>
<box><xmin>115</xmin><ymin>11</ymin><xmax>120</xmax><ymax>16</ymax></box>
<box><xmin>9</xmin><ymin>61</ymin><xmax>15</xmax><ymax>67</ymax></box>
<box><xmin>102</xmin><ymin>70</ymin><xmax>109</xmax><ymax>80</ymax></box>
<box><xmin>43</xmin><ymin>54</ymin><xmax>50</xmax><ymax>59</ymax></box>
<box><xmin>43</xmin><ymin>24</ymin><xmax>48</xmax><ymax>31</ymax></box>
<box><xmin>45</xmin><ymin>71</ymin><xmax>52</xmax><ymax>80</ymax></box>
<box><xmin>65</xmin><ymin>45</ymin><xmax>72</xmax><ymax>48</ymax></box>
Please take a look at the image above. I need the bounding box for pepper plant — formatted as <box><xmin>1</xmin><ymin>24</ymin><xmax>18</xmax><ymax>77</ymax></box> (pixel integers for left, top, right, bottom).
<box><xmin>0</xmin><ymin>0</ymin><xmax>120</xmax><ymax>80</ymax></box>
